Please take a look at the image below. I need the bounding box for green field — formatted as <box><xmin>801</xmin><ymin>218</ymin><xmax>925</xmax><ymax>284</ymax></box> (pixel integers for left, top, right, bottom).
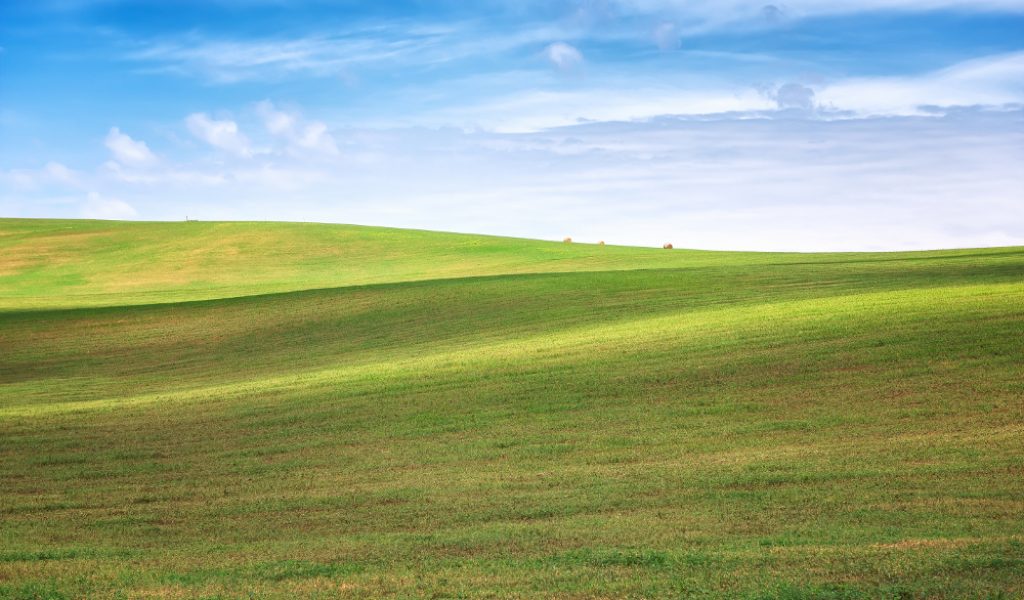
<box><xmin>1</xmin><ymin>218</ymin><xmax>1022</xmax><ymax>599</ymax></box>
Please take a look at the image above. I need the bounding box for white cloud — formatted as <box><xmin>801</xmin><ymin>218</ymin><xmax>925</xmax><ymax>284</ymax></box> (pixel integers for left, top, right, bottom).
<box><xmin>254</xmin><ymin>101</ymin><xmax>339</xmax><ymax>156</ymax></box>
<box><xmin>81</xmin><ymin>192</ymin><xmax>137</xmax><ymax>220</ymax></box>
<box><xmin>544</xmin><ymin>42</ymin><xmax>583</xmax><ymax>71</ymax></box>
<box><xmin>294</xmin><ymin>121</ymin><xmax>339</xmax><ymax>155</ymax></box>
<box><xmin>105</xmin><ymin>127</ymin><xmax>156</xmax><ymax>165</ymax></box>
<box><xmin>255</xmin><ymin>100</ymin><xmax>296</xmax><ymax>136</ymax></box>
<box><xmin>185</xmin><ymin>113</ymin><xmax>253</xmax><ymax>157</ymax></box>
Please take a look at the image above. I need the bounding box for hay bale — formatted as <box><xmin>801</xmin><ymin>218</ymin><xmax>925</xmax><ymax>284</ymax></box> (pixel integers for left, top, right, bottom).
<box><xmin>563</xmin><ymin>237</ymin><xmax>573</xmax><ymax>244</ymax></box>
<box><xmin>598</xmin><ymin>240</ymin><xmax>605</xmax><ymax>246</ymax></box>
<box><xmin>663</xmin><ymin>243</ymin><xmax>673</xmax><ymax>249</ymax></box>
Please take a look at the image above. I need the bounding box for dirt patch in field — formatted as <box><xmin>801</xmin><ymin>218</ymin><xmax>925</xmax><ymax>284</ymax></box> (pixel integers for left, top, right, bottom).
<box><xmin>0</xmin><ymin>257</ymin><xmax>33</xmax><ymax>277</ymax></box>
<box><xmin>288</xmin><ymin>579</ymin><xmax>360</xmax><ymax>594</ymax></box>
<box><xmin>0</xmin><ymin>231</ymin><xmax>108</xmax><ymax>276</ymax></box>
<box><xmin>872</xmin><ymin>535</ymin><xmax>1023</xmax><ymax>551</ymax></box>
<box><xmin>873</xmin><ymin>538</ymin><xmax>974</xmax><ymax>550</ymax></box>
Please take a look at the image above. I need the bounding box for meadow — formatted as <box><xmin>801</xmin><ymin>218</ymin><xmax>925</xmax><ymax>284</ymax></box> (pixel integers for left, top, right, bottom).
<box><xmin>1</xmin><ymin>218</ymin><xmax>1022</xmax><ymax>599</ymax></box>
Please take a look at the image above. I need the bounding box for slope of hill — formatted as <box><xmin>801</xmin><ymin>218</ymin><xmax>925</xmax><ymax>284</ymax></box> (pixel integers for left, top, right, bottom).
<box><xmin>1</xmin><ymin>218</ymin><xmax>1022</xmax><ymax>599</ymax></box>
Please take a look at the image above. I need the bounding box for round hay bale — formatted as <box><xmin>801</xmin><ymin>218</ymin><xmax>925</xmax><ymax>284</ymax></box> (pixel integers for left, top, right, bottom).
<box><xmin>663</xmin><ymin>243</ymin><xmax>673</xmax><ymax>249</ymax></box>
<box><xmin>563</xmin><ymin>237</ymin><xmax>573</xmax><ymax>244</ymax></box>
<box><xmin>598</xmin><ymin>240</ymin><xmax>605</xmax><ymax>246</ymax></box>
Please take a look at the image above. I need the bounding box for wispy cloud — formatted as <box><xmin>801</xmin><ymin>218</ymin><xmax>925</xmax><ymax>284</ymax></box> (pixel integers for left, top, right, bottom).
<box><xmin>0</xmin><ymin>162</ymin><xmax>81</xmax><ymax>190</ymax></box>
<box><xmin>129</xmin><ymin>33</ymin><xmax>416</xmax><ymax>83</ymax></box>
<box><xmin>414</xmin><ymin>51</ymin><xmax>1024</xmax><ymax>131</ymax></box>
<box><xmin>587</xmin><ymin>0</ymin><xmax>1024</xmax><ymax>32</ymax></box>
<box><xmin>818</xmin><ymin>50</ymin><xmax>1024</xmax><ymax>116</ymax></box>
<box><xmin>544</xmin><ymin>42</ymin><xmax>584</xmax><ymax>71</ymax></box>
<box><xmin>122</xmin><ymin>22</ymin><xmax>575</xmax><ymax>84</ymax></box>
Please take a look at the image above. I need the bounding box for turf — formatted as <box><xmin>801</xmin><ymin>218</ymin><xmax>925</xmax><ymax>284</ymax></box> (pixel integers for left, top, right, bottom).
<box><xmin>0</xmin><ymin>218</ymin><xmax>1022</xmax><ymax>599</ymax></box>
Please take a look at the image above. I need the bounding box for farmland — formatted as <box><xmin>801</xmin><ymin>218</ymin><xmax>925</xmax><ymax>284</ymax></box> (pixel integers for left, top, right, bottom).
<box><xmin>1</xmin><ymin>218</ymin><xmax>1022</xmax><ymax>599</ymax></box>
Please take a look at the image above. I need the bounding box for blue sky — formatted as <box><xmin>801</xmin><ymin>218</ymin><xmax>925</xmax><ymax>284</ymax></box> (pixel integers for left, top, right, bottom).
<box><xmin>1</xmin><ymin>0</ymin><xmax>1022</xmax><ymax>250</ymax></box>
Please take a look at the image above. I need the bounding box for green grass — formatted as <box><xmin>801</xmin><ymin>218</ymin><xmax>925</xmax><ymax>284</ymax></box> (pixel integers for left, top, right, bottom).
<box><xmin>1</xmin><ymin>218</ymin><xmax>1022</xmax><ymax>599</ymax></box>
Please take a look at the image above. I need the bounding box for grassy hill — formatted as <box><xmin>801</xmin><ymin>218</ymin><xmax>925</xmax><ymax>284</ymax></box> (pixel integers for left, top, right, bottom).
<box><xmin>1</xmin><ymin>218</ymin><xmax>1022</xmax><ymax>599</ymax></box>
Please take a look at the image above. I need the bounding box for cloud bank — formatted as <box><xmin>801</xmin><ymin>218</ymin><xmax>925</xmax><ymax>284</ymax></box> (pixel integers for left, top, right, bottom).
<box><xmin>5</xmin><ymin>105</ymin><xmax>1021</xmax><ymax>252</ymax></box>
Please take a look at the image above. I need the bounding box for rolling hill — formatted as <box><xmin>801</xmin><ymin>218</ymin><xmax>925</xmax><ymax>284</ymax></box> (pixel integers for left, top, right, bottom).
<box><xmin>1</xmin><ymin>218</ymin><xmax>1022</xmax><ymax>599</ymax></box>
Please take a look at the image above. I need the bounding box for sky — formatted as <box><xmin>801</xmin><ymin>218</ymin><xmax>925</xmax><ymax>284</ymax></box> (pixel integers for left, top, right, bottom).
<box><xmin>1</xmin><ymin>0</ymin><xmax>1022</xmax><ymax>250</ymax></box>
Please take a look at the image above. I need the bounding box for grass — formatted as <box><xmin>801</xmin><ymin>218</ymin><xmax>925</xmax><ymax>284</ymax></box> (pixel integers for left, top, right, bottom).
<box><xmin>0</xmin><ymin>218</ymin><xmax>1022</xmax><ymax>599</ymax></box>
